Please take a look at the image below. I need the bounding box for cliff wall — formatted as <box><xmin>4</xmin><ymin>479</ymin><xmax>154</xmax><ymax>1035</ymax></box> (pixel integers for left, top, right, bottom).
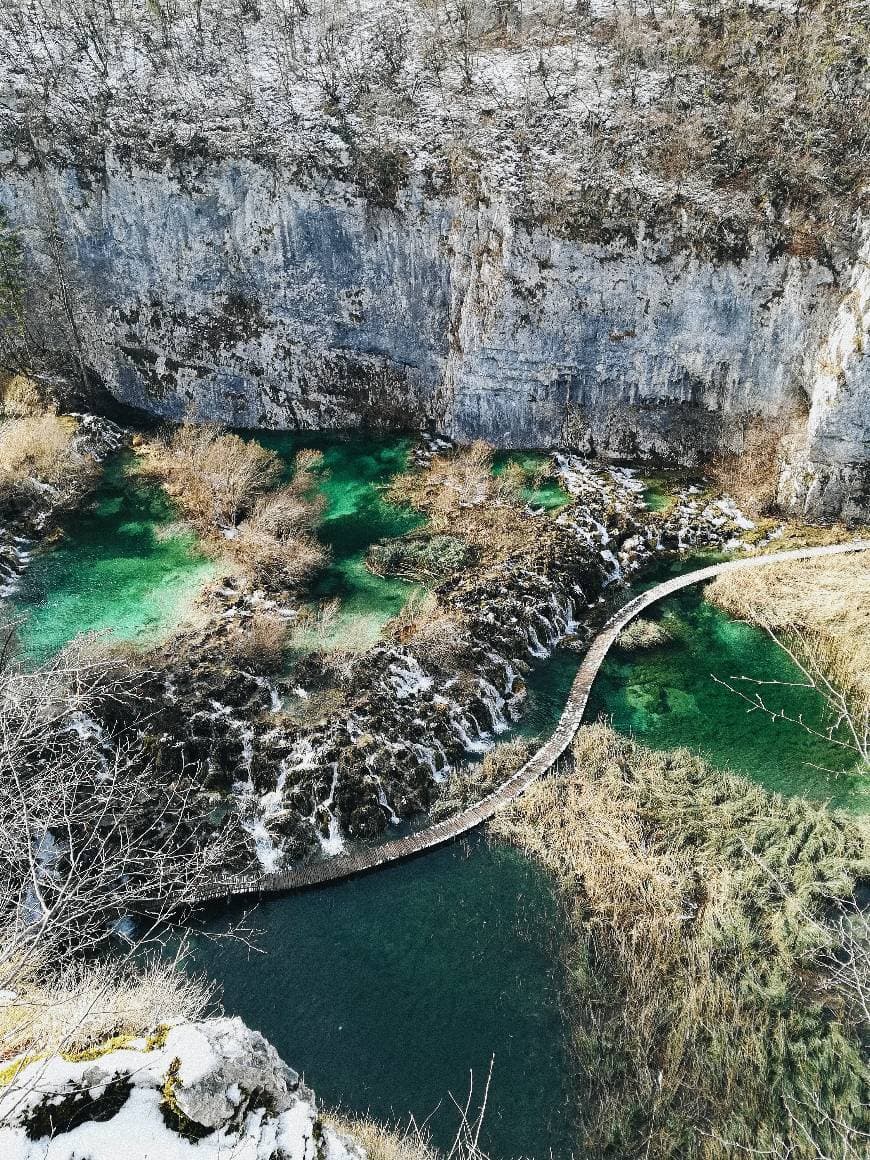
<box><xmin>2</xmin><ymin>156</ymin><xmax>867</xmax><ymax>519</ymax></box>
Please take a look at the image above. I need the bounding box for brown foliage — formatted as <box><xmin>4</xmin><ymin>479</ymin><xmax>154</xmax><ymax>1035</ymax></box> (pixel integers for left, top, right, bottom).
<box><xmin>388</xmin><ymin>442</ymin><xmax>541</xmax><ymax>564</ymax></box>
<box><xmin>146</xmin><ymin>424</ymin><xmax>283</xmax><ymax>531</ymax></box>
<box><xmin>707</xmin><ymin>414</ymin><xmax>791</xmax><ymax>514</ymax></box>
<box><xmin>492</xmin><ymin>723</ymin><xmax>869</xmax><ymax>1158</ymax></box>
<box><xmin>142</xmin><ymin>426</ymin><xmax>327</xmax><ymax>591</ymax></box>
<box><xmin>222</xmin><ymin>611</ymin><xmax>290</xmax><ymax>671</ymax></box>
<box><xmin>706</xmin><ymin>553</ymin><xmax>870</xmax><ymax>710</ymax></box>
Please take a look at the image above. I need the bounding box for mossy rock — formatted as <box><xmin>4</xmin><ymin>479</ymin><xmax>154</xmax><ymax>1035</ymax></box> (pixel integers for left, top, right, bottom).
<box><xmin>160</xmin><ymin>1057</ymin><xmax>214</xmax><ymax>1142</ymax></box>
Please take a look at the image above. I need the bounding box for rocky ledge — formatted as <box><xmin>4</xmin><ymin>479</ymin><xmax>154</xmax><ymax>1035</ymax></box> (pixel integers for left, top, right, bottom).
<box><xmin>0</xmin><ymin>1017</ymin><xmax>362</xmax><ymax>1160</ymax></box>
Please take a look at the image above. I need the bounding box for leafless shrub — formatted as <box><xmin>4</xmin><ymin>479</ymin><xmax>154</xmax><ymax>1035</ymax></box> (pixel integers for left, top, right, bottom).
<box><xmin>712</xmin><ymin>623</ymin><xmax>868</xmax><ymax>773</ymax></box>
<box><xmin>144</xmin><ymin>423</ymin><xmax>283</xmax><ymax>531</ymax></box>
<box><xmin>222</xmin><ymin>610</ymin><xmax>290</xmax><ymax>670</ymax></box>
<box><xmin>0</xmin><ymin>955</ymin><xmax>213</xmax><ymax>1063</ymax></box>
<box><xmin>707</xmin><ymin>414</ymin><xmax>792</xmax><ymax>515</ymax></box>
<box><xmin>0</xmin><ymin>630</ymin><xmax>240</xmax><ymax>1027</ymax></box>
<box><xmin>706</xmin><ymin>554</ymin><xmax>869</xmax><ymax>706</ymax></box>
<box><xmin>0</xmin><ymin>414</ymin><xmax>82</xmax><ymax>495</ymax></box>
<box><xmin>0</xmin><ymin>374</ymin><xmax>45</xmax><ymax>418</ymax></box>
<box><xmin>391</xmin><ymin>441</ymin><xmax>495</xmax><ymax>526</ymax></box>
<box><xmin>142</xmin><ymin>426</ymin><xmax>327</xmax><ymax>591</ymax></box>
<box><xmin>287</xmin><ymin>598</ymin><xmax>342</xmax><ymax>653</ymax></box>
<box><xmin>328</xmin><ymin>1057</ymin><xmax>494</xmax><ymax>1160</ymax></box>
<box><xmin>385</xmin><ymin>592</ymin><xmax>468</xmax><ymax>666</ymax></box>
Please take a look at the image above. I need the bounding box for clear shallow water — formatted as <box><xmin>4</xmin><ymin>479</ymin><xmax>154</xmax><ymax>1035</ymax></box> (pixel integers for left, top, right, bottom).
<box><xmin>587</xmin><ymin>587</ymin><xmax>868</xmax><ymax>811</ymax></box>
<box><xmin>189</xmin><ymin>837</ymin><xmax>575</xmax><ymax>1160</ymax></box>
<box><xmin>10</xmin><ymin>455</ymin><xmax>214</xmax><ymax>660</ymax></box>
<box><xmin>491</xmin><ymin>451</ymin><xmax>569</xmax><ymax>511</ymax></box>
<box><xmin>257</xmin><ymin>431</ymin><xmax>424</xmax><ymax>650</ymax></box>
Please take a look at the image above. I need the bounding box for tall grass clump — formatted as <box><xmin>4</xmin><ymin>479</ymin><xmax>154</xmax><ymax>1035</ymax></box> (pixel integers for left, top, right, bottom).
<box><xmin>492</xmin><ymin>723</ymin><xmax>870</xmax><ymax>1159</ymax></box>
<box><xmin>0</xmin><ymin>413</ymin><xmax>92</xmax><ymax>515</ymax></box>
<box><xmin>0</xmin><ymin>954</ymin><xmax>213</xmax><ymax>1063</ymax></box>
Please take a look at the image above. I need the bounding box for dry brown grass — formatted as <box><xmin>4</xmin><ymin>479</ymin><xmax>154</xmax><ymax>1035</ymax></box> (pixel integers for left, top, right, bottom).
<box><xmin>707</xmin><ymin>415</ymin><xmax>791</xmax><ymax>515</ymax></box>
<box><xmin>706</xmin><ymin>554</ymin><xmax>870</xmax><ymax>701</ymax></box>
<box><xmin>0</xmin><ymin>954</ymin><xmax>212</xmax><ymax>1062</ymax></box>
<box><xmin>0</xmin><ymin>373</ymin><xmax>45</xmax><ymax>418</ymax></box>
<box><xmin>434</xmin><ymin>738</ymin><xmax>533</xmax><ymax>819</ymax></box>
<box><xmin>385</xmin><ymin>591</ymin><xmax>467</xmax><ymax>666</ymax></box>
<box><xmin>491</xmin><ymin>723</ymin><xmax>869</xmax><ymax>1159</ymax></box>
<box><xmin>326</xmin><ymin>1113</ymin><xmax>438</xmax><ymax>1160</ymax></box>
<box><xmin>388</xmin><ymin>442</ymin><xmax>540</xmax><ymax>565</ymax></box>
<box><xmin>0</xmin><ymin>413</ymin><xmax>77</xmax><ymax>487</ymax></box>
<box><xmin>222</xmin><ymin>610</ymin><xmax>290</xmax><ymax>671</ymax></box>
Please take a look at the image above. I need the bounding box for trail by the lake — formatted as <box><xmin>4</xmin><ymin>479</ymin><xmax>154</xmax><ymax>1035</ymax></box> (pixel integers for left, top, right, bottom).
<box><xmin>192</xmin><ymin>538</ymin><xmax>870</xmax><ymax>903</ymax></box>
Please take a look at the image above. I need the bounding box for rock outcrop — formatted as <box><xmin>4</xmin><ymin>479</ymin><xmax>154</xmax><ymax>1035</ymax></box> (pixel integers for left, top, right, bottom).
<box><xmin>1</xmin><ymin>1</ymin><xmax>867</xmax><ymax>520</ymax></box>
<box><xmin>0</xmin><ymin>1017</ymin><xmax>363</xmax><ymax>1160</ymax></box>
<box><xmin>3</xmin><ymin>159</ymin><xmax>867</xmax><ymax>521</ymax></box>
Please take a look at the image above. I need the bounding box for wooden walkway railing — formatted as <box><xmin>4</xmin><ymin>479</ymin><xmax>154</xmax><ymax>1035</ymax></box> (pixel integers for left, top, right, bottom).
<box><xmin>191</xmin><ymin>540</ymin><xmax>870</xmax><ymax>904</ymax></box>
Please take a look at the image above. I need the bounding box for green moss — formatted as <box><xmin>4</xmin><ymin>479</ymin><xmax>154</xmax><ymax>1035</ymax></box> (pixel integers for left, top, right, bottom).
<box><xmin>0</xmin><ymin>1053</ymin><xmax>43</xmax><ymax>1087</ymax></box>
<box><xmin>160</xmin><ymin>1057</ymin><xmax>214</xmax><ymax>1142</ymax></box>
<box><xmin>145</xmin><ymin>1023</ymin><xmax>171</xmax><ymax>1051</ymax></box>
<box><xmin>61</xmin><ymin>1032</ymin><xmax>136</xmax><ymax>1063</ymax></box>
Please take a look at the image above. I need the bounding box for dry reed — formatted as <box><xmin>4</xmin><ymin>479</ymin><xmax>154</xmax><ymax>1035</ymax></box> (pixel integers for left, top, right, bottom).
<box><xmin>492</xmin><ymin>723</ymin><xmax>869</xmax><ymax>1159</ymax></box>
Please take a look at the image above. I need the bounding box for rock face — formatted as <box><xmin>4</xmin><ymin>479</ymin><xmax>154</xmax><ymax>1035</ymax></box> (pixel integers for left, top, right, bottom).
<box><xmin>2</xmin><ymin>160</ymin><xmax>868</xmax><ymax>520</ymax></box>
<box><xmin>0</xmin><ymin>1017</ymin><xmax>363</xmax><ymax>1160</ymax></box>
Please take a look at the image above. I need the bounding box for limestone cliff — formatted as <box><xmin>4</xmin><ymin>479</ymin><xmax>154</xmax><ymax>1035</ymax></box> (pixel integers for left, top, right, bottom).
<box><xmin>1</xmin><ymin>0</ymin><xmax>867</xmax><ymax>520</ymax></box>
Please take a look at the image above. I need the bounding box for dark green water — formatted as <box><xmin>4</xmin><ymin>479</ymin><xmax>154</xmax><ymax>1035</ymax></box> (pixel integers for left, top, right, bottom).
<box><xmin>188</xmin><ymin>837</ymin><xmax>574</xmax><ymax>1160</ymax></box>
<box><xmin>588</xmin><ymin>587</ymin><xmax>868</xmax><ymax>811</ymax></box>
<box><xmin>10</xmin><ymin>456</ymin><xmax>214</xmax><ymax>659</ymax></box>
<box><xmin>258</xmin><ymin>431</ymin><xmax>424</xmax><ymax>649</ymax></box>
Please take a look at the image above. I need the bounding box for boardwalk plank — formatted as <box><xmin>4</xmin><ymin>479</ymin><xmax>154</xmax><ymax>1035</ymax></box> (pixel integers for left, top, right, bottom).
<box><xmin>196</xmin><ymin>542</ymin><xmax>869</xmax><ymax>902</ymax></box>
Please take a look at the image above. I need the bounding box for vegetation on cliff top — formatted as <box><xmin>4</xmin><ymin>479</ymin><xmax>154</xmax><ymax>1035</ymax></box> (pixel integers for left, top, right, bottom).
<box><xmin>1</xmin><ymin>1</ymin><xmax>866</xmax><ymax>255</ymax></box>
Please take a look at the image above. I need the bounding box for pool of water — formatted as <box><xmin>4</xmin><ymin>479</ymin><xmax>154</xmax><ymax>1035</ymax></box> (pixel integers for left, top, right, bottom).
<box><xmin>491</xmin><ymin>450</ymin><xmax>569</xmax><ymax>511</ymax></box>
<box><xmin>9</xmin><ymin>455</ymin><xmax>214</xmax><ymax>660</ymax></box>
<box><xmin>188</xmin><ymin>837</ymin><xmax>575</xmax><ymax>1160</ymax></box>
<box><xmin>587</xmin><ymin>586</ymin><xmax>867</xmax><ymax>811</ymax></box>
<box><xmin>257</xmin><ymin>431</ymin><xmax>424</xmax><ymax>650</ymax></box>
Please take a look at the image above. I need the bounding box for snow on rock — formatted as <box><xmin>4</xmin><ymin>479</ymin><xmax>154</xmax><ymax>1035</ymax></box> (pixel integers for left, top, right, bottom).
<box><xmin>0</xmin><ymin>1017</ymin><xmax>365</xmax><ymax>1160</ymax></box>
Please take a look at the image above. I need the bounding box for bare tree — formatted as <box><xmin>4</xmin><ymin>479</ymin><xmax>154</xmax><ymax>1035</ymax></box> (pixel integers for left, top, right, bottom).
<box><xmin>712</xmin><ymin>621</ymin><xmax>869</xmax><ymax>773</ymax></box>
<box><xmin>0</xmin><ymin>629</ymin><xmax>243</xmax><ymax>1047</ymax></box>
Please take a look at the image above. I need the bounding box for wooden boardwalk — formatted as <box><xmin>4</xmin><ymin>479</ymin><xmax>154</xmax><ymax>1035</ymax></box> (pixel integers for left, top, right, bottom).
<box><xmin>192</xmin><ymin>540</ymin><xmax>869</xmax><ymax>904</ymax></box>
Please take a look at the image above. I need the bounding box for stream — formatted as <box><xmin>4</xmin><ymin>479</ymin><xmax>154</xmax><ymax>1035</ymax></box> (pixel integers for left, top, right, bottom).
<box><xmin>4</xmin><ymin>431</ymin><xmax>865</xmax><ymax>1158</ymax></box>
